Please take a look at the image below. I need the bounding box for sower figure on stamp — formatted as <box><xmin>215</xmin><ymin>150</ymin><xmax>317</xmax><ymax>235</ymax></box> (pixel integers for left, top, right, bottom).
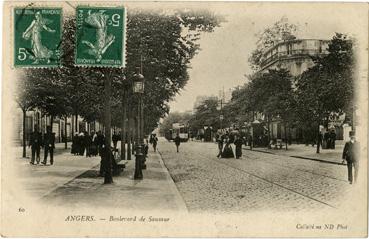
<box><xmin>29</xmin><ymin>125</ymin><xmax>42</xmax><ymax>164</ymax></box>
<box><xmin>342</xmin><ymin>131</ymin><xmax>359</xmax><ymax>184</ymax></box>
<box><xmin>42</xmin><ymin>126</ymin><xmax>55</xmax><ymax>165</ymax></box>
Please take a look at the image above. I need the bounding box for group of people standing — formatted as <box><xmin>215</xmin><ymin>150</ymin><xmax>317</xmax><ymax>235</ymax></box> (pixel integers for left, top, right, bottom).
<box><xmin>216</xmin><ymin>132</ymin><xmax>244</xmax><ymax>159</ymax></box>
<box><xmin>323</xmin><ymin>129</ymin><xmax>337</xmax><ymax>149</ymax></box>
<box><xmin>29</xmin><ymin>125</ymin><xmax>55</xmax><ymax>165</ymax></box>
<box><xmin>71</xmin><ymin>131</ymin><xmax>105</xmax><ymax>157</ymax></box>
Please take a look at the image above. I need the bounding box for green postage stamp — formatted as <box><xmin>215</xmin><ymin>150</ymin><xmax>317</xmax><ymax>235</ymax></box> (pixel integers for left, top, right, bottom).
<box><xmin>75</xmin><ymin>6</ymin><xmax>126</xmax><ymax>67</ymax></box>
<box><xmin>14</xmin><ymin>8</ymin><xmax>62</xmax><ymax>67</ymax></box>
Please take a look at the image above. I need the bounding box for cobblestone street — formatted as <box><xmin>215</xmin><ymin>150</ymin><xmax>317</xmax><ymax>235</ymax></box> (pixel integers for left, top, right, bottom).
<box><xmin>158</xmin><ymin>138</ymin><xmax>352</xmax><ymax>213</ymax></box>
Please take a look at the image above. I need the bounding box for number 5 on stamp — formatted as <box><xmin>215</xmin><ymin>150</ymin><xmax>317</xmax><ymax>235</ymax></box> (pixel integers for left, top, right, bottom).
<box><xmin>14</xmin><ymin>8</ymin><xmax>62</xmax><ymax>67</ymax></box>
<box><xmin>75</xmin><ymin>6</ymin><xmax>126</xmax><ymax>67</ymax></box>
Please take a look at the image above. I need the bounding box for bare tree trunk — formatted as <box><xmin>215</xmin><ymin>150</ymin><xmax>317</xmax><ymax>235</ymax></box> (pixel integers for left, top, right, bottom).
<box><xmin>126</xmin><ymin>102</ymin><xmax>131</xmax><ymax>160</ymax></box>
<box><xmin>104</xmin><ymin>75</ymin><xmax>113</xmax><ymax>184</ymax></box>
<box><xmin>267</xmin><ymin>114</ymin><xmax>271</xmax><ymax>148</ymax></box>
<box><xmin>75</xmin><ymin>113</ymin><xmax>78</xmax><ymax>134</ymax></box>
<box><xmin>121</xmin><ymin>90</ymin><xmax>127</xmax><ymax>160</ymax></box>
<box><xmin>316</xmin><ymin>122</ymin><xmax>321</xmax><ymax>154</ymax></box>
<box><xmin>22</xmin><ymin>108</ymin><xmax>27</xmax><ymax>158</ymax></box>
<box><xmin>284</xmin><ymin>123</ymin><xmax>288</xmax><ymax>150</ymax></box>
<box><xmin>64</xmin><ymin>116</ymin><xmax>68</xmax><ymax>149</ymax></box>
<box><xmin>50</xmin><ymin>115</ymin><xmax>54</xmax><ymax>132</ymax></box>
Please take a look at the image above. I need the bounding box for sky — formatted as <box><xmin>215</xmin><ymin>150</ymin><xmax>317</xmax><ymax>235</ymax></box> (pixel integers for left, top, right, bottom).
<box><xmin>168</xmin><ymin>2</ymin><xmax>367</xmax><ymax>113</ymax></box>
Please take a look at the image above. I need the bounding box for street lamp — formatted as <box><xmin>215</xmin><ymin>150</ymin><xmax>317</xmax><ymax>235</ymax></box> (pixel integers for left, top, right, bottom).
<box><xmin>133</xmin><ymin>69</ymin><xmax>145</xmax><ymax>179</ymax></box>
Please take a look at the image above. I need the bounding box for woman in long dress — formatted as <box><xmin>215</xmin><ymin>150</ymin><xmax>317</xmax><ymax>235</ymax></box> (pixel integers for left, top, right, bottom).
<box><xmin>221</xmin><ymin>137</ymin><xmax>234</xmax><ymax>158</ymax></box>
<box><xmin>22</xmin><ymin>11</ymin><xmax>55</xmax><ymax>63</ymax></box>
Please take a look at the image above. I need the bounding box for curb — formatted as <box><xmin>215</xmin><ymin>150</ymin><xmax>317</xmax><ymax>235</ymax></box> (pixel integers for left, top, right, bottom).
<box><xmin>156</xmin><ymin>150</ymin><xmax>189</xmax><ymax>213</ymax></box>
<box><xmin>243</xmin><ymin>147</ymin><xmax>345</xmax><ymax>166</ymax></box>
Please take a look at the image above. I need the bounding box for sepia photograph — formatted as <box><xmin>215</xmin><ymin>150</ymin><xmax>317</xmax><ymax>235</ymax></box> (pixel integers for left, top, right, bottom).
<box><xmin>1</xmin><ymin>1</ymin><xmax>368</xmax><ymax>237</ymax></box>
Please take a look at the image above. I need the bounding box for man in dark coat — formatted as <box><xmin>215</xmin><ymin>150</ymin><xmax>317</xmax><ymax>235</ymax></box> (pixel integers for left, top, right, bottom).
<box><xmin>97</xmin><ymin>131</ymin><xmax>105</xmax><ymax>156</ymax></box>
<box><xmin>112</xmin><ymin>133</ymin><xmax>120</xmax><ymax>150</ymax></box>
<box><xmin>29</xmin><ymin>125</ymin><xmax>42</xmax><ymax>164</ymax></box>
<box><xmin>234</xmin><ymin>135</ymin><xmax>243</xmax><ymax>159</ymax></box>
<box><xmin>42</xmin><ymin>126</ymin><xmax>55</xmax><ymax>165</ymax></box>
<box><xmin>174</xmin><ymin>134</ymin><xmax>181</xmax><ymax>153</ymax></box>
<box><xmin>330</xmin><ymin>129</ymin><xmax>336</xmax><ymax>149</ymax></box>
<box><xmin>84</xmin><ymin>132</ymin><xmax>92</xmax><ymax>157</ymax></box>
<box><xmin>152</xmin><ymin>135</ymin><xmax>158</xmax><ymax>152</ymax></box>
<box><xmin>216</xmin><ymin>133</ymin><xmax>224</xmax><ymax>158</ymax></box>
<box><xmin>342</xmin><ymin>131</ymin><xmax>359</xmax><ymax>184</ymax></box>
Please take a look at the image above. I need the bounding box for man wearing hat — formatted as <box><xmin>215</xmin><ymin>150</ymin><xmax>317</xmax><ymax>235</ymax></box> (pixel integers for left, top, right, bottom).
<box><xmin>342</xmin><ymin>131</ymin><xmax>359</xmax><ymax>184</ymax></box>
<box><xmin>29</xmin><ymin>125</ymin><xmax>42</xmax><ymax>164</ymax></box>
<box><xmin>42</xmin><ymin>126</ymin><xmax>55</xmax><ymax>165</ymax></box>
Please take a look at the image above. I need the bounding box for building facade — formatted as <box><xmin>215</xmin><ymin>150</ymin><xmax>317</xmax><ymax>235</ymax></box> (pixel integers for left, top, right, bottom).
<box><xmin>13</xmin><ymin>108</ymin><xmax>105</xmax><ymax>146</ymax></box>
<box><xmin>255</xmin><ymin>38</ymin><xmax>348</xmax><ymax>141</ymax></box>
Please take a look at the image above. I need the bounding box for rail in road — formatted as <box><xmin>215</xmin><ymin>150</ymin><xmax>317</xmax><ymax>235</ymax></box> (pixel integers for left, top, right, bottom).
<box><xmin>181</xmin><ymin>149</ymin><xmax>347</xmax><ymax>209</ymax></box>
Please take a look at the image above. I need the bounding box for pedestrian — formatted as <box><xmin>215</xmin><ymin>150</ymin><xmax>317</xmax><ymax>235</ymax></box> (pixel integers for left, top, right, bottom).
<box><xmin>174</xmin><ymin>134</ymin><xmax>181</xmax><ymax>153</ymax></box>
<box><xmin>71</xmin><ymin>132</ymin><xmax>79</xmax><ymax>155</ymax></box>
<box><xmin>91</xmin><ymin>131</ymin><xmax>98</xmax><ymax>156</ymax></box>
<box><xmin>330</xmin><ymin>129</ymin><xmax>336</xmax><ymax>149</ymax></box>
<box><xmin>152</xmin><ymin>135</ymin><xmax>158</xmax><ymax>152</ymax></box>
<box><xmin>323</xmin><ymin>131</ymin><xmax>329</xmax><ymax>149</ymax></box>
<box><xmin>216</xmin><ymin>133</ymin><xmax>224</xmax><ymax>158</ymax></box>
<box><xmin>248</xmin><ymin>134</ymin><xmax>253</xmax><ymax>150</ymax></box>
<box><xmin>84</xmin><ymin>131</ymin><xmax>92</xmax><ymax>157</ymax></box>
<box><xmin>78</xmin><ymin>132</ymin><xmax>85</xmax><ymax>156</ymax></box>
<box><xmin>112</xmin><ymin>132</ymin><xmax>119</xmax><ymax>150</ymax></box>
<box><xmin>221</xmin><ymin>136</ymin><xmax>234</xmax><ymax>158</ymax></box>
<box><xmin>342</xmin><ymin>131</ymin><xmax>359</xmax><ymax>184</ymax></box>
<box><xmin>97</xmin><ymin>131</ymin><xmax>105</xmax><ymax>156</ymax></box>
<box><xmin>29</xmin><ymin>125</ymin><xmax>42</xmax><ymax>164</ymax></box>
<box><xmin>99</xmin><ymin>134</ymin><xmax>106</xmax><ymax>176</ymax></box>
<box><xmin>234</xmin><ymin>135</ymin><xmax>243</xmax><ymax>159</ymax></box>
<box><xmin>42</xmin><ymin>126</ymin><xmax>55</xmax><ymax>165</ymax></box>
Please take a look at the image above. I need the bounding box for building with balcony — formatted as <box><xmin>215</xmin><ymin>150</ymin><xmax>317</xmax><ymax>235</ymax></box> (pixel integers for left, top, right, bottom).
<box><xmin>259</xmin><ymin>39</ymin><xmax>330</xmax><ymax>76</ymax></box>
<box><xmin>254</xmin><ymin>39</ymin><xmax>347</xmax><ymax>141</ymax></box>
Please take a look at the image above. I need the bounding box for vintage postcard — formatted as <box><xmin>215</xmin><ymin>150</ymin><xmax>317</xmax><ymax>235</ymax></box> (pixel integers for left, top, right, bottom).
<box><xmin>1</xmin><ymin>1</ymin><xmax>368</xmax><ymax>237</ymax></box>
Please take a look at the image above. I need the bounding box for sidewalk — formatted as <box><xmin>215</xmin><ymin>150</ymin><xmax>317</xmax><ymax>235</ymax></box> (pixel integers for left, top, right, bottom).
<box><xmin>15</xmin><ymin>143</ymin><xmax>101</xmax><ymax>198</ymax></box>
<box><xmin>42</xmin><ymin>150</ymin><xmax>188</xmax><ymax>212</ymax></box>
<box><xmin>243</xmin><ymin>141</ymin><xmax>345</xmax><ymax>165</ymax></box>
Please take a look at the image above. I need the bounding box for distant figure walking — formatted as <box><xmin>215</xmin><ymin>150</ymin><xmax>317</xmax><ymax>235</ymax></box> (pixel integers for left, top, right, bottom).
<box><xmin>71</xmin><ymin>133</ymin><xmax>78</xmax><ymax>155</ymax></box>
<box><xmin>234</xmin><ymin>135</ymin><xmax>243</xmax><ymax>159</ymax></box>
<box><xmin>216</xmin><ymin>133</ymin><xmax>224</xmax><ymax>158</ymax></box>
<box><xmin>342</xmin><ymin>131</ymin><xmax>359</xmax><ymax>184</ymax></box>
<box><xmin>174</xmin><ymin>134</ymin><xmax>181</xmax><ymax>153</ymax></box>
<box><xmin>42</xmin><ymin>126</ymin><xmax>55</xmax><ymax>165</ymax></box>
<box><xmin>152</xmin><ymin>135</ymin><xmax>158</xmax><ymax>152</ymax></box>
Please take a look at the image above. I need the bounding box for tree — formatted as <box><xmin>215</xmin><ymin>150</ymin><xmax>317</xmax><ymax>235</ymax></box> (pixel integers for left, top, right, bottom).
<box><xmin>249</xmin><ymin>17</ymin><xmax>298</xmax><ymax>71</ymax></box>
<box><xmin>189</xmin><ymin>96</ymin><xmax>220</xmax><ymax>134</ymax></box>
<box><xmin>159</xmin><ymin>111</ymin><xmax>192</xmax><ymax>136</ymax></box>
<box><xmin>15</xmin><ymin>74</ymin><xmax>37</xmax><ymax>158</ymax></box>
<box><xmin>295</xmin><ymin>33</ymin><xmax>354</xmax><ymax>153</ymax></box>
<box><xmin>247</xmin><ymin>69</ymin><xmax>295</xmax><ymax>147</ymax></box>
<box><xmin>125</xmin><ymin>10</ymin><xmax>222</xmax><ymax>135</ymax></box>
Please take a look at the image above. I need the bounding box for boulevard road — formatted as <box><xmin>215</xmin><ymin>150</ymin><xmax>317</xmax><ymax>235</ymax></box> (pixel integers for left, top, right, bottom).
<box><xmin>158</xmin><ymin>138</ymin><xmax>351</xmax><ymax>212</ymax></box>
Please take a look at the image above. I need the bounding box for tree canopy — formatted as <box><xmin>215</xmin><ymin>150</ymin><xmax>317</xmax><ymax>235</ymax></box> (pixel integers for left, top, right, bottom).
<box><xmin>19</xmin><ymin>9</ymin><xmax>222</xmax><ymax>134</ymax></box>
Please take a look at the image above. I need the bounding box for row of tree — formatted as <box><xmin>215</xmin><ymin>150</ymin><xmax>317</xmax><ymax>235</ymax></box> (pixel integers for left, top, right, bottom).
<box><xmin>161</xmin><ymin>32</ymin><xmax>355</xmax><ymax>153</ymax></box>
<box><xmin>15</xmin><ymin>10</ymin><xmax>222</xmax><ymax>158</ymax></box>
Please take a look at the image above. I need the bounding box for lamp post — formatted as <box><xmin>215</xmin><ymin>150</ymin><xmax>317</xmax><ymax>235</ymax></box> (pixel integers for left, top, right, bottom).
<box><xmin>133</xmin><ymin>69</ymin><xmax>144</xmax><ymax>180</ymax></box>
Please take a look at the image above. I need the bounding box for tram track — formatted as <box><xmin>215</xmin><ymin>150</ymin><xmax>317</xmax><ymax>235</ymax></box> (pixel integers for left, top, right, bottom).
<box><xmin>189</xmin><ymin>149</ymin><xmax>338</xmax><ymax>209</ymax></box>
